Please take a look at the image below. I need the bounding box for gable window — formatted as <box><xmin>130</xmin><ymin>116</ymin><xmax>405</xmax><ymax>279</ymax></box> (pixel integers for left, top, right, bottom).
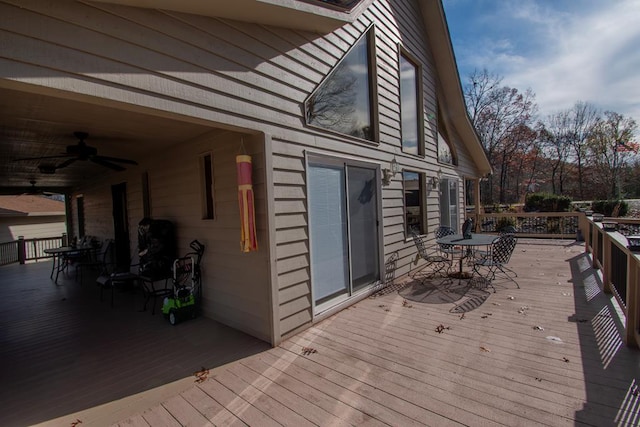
<box><xmin>200</xmin><ymin>153</ymin><xmax>215</xmax><ymax>220</ymax></box>
<box><xmin>437</xmin><ymin>113</ymin><xmax>455</xmax><ymax>164</ymax></box>
<box><xmin>399</xmin><ymin>52</ymin><xmax>423</xmax><ymax>156</ymax></box>
<box><xmin>305</xmin><ymin>28</ymin><xmax>378</xmax><ymax>142</ymax></box>
<box><xmin>403</xmin><ymin>171</ymin><xmax>424</xmax><ymax>235</ymax></box>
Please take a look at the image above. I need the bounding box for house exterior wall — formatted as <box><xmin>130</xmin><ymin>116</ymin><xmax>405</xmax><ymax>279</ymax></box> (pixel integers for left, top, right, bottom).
<box><xmin>1</xmin><ymin>0</ymin><xmax>485</xmax><ymax>344</ymax></box>
<box><xmin>0</xmin><ymin>216</ymin><xmax>66</xmax><ymax>242</ymax></box>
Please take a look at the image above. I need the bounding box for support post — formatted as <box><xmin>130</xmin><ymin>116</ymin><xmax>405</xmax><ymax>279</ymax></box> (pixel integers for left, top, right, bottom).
<box><xmin>625</xmin><ymin>255</ymin><xmax>639</xmax><ymax>347</ymax></box>
<box><xmin>17</xmin><ymin>236</ymin><xmax>26</xmax><ymax>265</ymax></box>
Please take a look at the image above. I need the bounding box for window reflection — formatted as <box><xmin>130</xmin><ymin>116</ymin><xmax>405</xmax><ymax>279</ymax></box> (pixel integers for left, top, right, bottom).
<box><xmin>305</xmin><ymin>30</ymin><xmax>374</xmax><ymax>141</ymax></box>
<box><xmin>438</xmin><ymin>132</ymin><xmax>453</xmax><ymax>164</ymax></box>
<box><xmin>400</xmin><ymin>54</ymin><xmax>420</xmax><ymax>155</ymax></box>
<box><xmin>404</xmin><ymin>171</ymin><xmax>424</xmax><ymax>234</ymax></box>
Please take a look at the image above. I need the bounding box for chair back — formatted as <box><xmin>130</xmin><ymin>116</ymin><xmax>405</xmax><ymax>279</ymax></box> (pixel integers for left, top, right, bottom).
<box><xmin>499</xmin><ymin>225</ymin><xmax>516</xmax><ymax>235</ymax></box>
<box><xmin>410</xmin><ymin>231</ymin><xmax>429</xmax><ymax>258</ymax></box>
<box><xmin>492</xmin><ymin>235</ymin><xmax>517</xmax><ymax>264</ymax></box>
<box><xmin>434</xmin><ymin>226</ymin><xmax>455</xmax><ymax>239</ymax></box>
<box><xmin>98</xmin><ymin>239</ymin><xmax>116</xmax><ymax>274</ymax></box>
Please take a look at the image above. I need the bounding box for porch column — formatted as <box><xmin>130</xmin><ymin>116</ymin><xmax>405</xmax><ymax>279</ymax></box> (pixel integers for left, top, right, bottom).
<box><xmin>474</xmin><ymin>178</ymin><xmax>482</xmax><ymax>232</ymax></box>
<box><xmin>625</xmin><ymin>254</ymin><xmax>639</xmax><ymax>348</ymax></box>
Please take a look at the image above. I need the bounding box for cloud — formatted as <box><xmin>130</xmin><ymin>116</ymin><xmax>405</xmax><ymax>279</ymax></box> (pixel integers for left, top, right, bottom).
<box><xmin>447</xmin><ymin>0</ymin><xmax>640</xmax><ymax>128</ymax></box>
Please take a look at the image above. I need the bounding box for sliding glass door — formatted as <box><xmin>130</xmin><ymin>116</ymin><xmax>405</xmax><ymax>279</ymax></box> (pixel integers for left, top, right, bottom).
<box><xmin>308</xmin><ymin>157</ymin><xmax>381</xmax><ymax>310</ymax></box>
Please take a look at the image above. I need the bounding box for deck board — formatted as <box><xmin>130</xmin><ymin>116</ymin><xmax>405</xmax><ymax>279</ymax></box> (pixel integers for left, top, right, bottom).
<box><xmin>2</xmin><ymin>239</ymin><xmax>640</xmax><ymax>426</ymax></box>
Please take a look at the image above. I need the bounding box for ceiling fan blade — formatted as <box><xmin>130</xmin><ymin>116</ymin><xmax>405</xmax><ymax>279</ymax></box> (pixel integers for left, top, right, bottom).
<box><xmin>93</xmin><ymin>155</ymin><xmax>138</xmax><ymax>165</ymax></box>
<box><xmin>13</xmin><ymin>155</ymin><xmax>70</xmax><ymax>162</ymax></box>
<box><xmin>90</xmin><ymin>157</ymin><xmax>126</xmax><ymax>171</ymax></box>
<box><xmin>56</xmin><ymin>158</ymin><xmax>78</xmax><ymax>169</ymax></box>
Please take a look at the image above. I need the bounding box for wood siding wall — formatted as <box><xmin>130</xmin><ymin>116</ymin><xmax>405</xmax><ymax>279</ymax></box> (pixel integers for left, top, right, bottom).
<box><xmin>0</xmin><ymin>216</ymin><xmax>66</xmax><ymax>242</ymax></box>
<box><xmin>1</xmin><ymin>0</ymin><xmax>484</xmax><ymax>344</ymax></box>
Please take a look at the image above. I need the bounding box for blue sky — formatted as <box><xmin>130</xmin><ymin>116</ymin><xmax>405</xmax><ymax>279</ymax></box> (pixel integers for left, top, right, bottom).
<box><xmin>442</xmin><ymin>0</ymin><xmax>640</xmax><ymax>126</ymax></box>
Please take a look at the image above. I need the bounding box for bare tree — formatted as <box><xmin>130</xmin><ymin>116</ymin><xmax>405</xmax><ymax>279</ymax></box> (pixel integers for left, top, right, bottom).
<box><xmin>587</xmin><ymin>111</ymin><xmax>639</xmax><ymax>199</ymax></box>
<box><xmin>538</xmin><ymin>110</ymin><xmax>573</xmax><ymax>195</ymax></box>
<box><xmin>568</xmin><ymin>102</ymin><xmax>599</xmax><ymax>199</ymax></box>
<box><xmin>464</xmin><ymin>69</ymin><xmax>537</xmax><ymax>204</ymax></box>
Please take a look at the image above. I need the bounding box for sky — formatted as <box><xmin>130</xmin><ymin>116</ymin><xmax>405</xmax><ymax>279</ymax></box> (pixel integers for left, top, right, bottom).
<box><xmin>442</xmin><ymin>0</ymin><xmax>640</xmax><ymax>127</ymax></box>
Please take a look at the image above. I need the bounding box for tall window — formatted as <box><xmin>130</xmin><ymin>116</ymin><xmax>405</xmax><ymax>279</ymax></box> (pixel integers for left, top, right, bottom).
<box><xmin>399</xmin><ymin>52</ymin><xmax>422</xmax><ymax>155</ymax></box>
<box><xmin>305</xmin><ymin>28</ymin><xmax>377</xmax><ymax>141</ymax></box>
<box><xmin>439</xmin><ymin>178</ymin><xmax>459</xmax><ymax>232</ymax></box>
<box><xmin>403</xmin><ymin>171</ymin><xmax>424</xmax><ymax>235</ymax></box>
<box><xmin>200</xmin><ymin>154</ymin><xmax>215</xmax><ymax>220</ymax></box>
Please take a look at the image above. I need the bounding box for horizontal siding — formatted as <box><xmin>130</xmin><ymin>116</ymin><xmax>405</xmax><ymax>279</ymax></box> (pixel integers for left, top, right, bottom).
<box><xmin>0</xmin><ymin>217</ymin><xmax>66</xmax><ymax>242</ymax></box>
<box><xmin>2</xmin><ymin>0</ymin><xmax>487</xmax><ymax>343</ymax></box>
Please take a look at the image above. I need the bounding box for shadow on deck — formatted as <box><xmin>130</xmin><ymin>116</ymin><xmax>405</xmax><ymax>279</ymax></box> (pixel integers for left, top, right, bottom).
<box><xmin>0</xmin><ymin>261</ymin><xmax>269</xmax><ymax>427</ymax></box>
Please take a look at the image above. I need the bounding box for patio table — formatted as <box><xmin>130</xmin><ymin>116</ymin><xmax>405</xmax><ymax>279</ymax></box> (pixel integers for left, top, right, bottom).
<box><xmin>44</xmin><ymin>246</ymin><xmax>91</xmax><ymax>284</ymax></box>
<box><xmin>436</xmin><ymin>233</ymin><xmax>497</xmax><ymax>278</ymax></box>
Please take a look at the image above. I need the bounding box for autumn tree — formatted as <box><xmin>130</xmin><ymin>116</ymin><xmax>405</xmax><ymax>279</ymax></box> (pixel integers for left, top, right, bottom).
<box><xmin>464</xmin><ymin>69</ymin><xmax>537</xmax><ymax>204</ymax></box>
<box><xmin>587</xmin><ymin>111</ymin><xmax>639</xmax><ymax>199</ymax></box>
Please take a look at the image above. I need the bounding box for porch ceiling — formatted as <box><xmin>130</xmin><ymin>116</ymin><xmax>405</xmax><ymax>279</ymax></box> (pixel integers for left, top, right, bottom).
<box><xmin>0</xmin><ymin>86</ymin><xmax>214</xmax><ymax>195</ymax></box>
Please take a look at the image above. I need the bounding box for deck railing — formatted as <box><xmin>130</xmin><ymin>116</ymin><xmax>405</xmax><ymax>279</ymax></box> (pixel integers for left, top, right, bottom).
<box><xmin>582</xmin><ymin>216</ymin><xmax>640</xmax><ymax>348</ymax></box>
<box><xmin>472</xmin><ymin>212</ymin><xmax>580</xmax><ymax>238</ymax></box>
<box><xmin>468</xmin><ymin>211</ymin><xmax>639</xmax><ymax>348</ymax></box>
<box><xmin>0</xmin><ymin>235</ymin><xmax>66</xmax><ymax>266</ymax></box>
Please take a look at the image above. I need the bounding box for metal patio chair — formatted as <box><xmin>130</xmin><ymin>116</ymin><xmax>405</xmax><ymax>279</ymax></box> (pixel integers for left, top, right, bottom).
<box><xmin>434</xmin><ymin>225</ymin><xmax>463</xmax><ymax>260</ymax></box>
<box><xmin>472</xmin><ymin>234</ymin><xmax>519</xmax><ymax>292</ymax></box>
<box><xmin>411</xmin><ymin>230</ymin><xmax>452</xmax><ymax>280</ymax></box>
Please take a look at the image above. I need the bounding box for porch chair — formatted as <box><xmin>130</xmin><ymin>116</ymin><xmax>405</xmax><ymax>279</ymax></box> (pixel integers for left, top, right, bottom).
<box><xmin>434</xmin><ymin>225</ymin><xmax>462</xmax><ymax>260</ymax></box>
<box><xmin>411</xmin><ymin>230</ymin><xmax>452</xmax><ymax>281</ymax></box>
<box><xmin>472</xmin><ymin>234</ymin><xmax>519</xmax><ymax>292</ymax></box>
<box><xmin>75</xmin><ymin>238</ymin><xmax>111</xmax><ymax>284</ymax></box>
<box><xmin>473</xmin><ymin>225</ymin><xmax>517</xmax><ymax>262</ymax></box>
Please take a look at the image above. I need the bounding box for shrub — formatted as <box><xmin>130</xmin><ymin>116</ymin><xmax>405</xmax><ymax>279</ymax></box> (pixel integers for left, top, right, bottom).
<box><xmin>591</xmin><ymin>200</ymin><xmax>629</xmax><ymax>217</ymax></box>
<box><xmin>524</xmin><ymin>193</ymin><xmax>573</xmax><ymax>212</ymax></box>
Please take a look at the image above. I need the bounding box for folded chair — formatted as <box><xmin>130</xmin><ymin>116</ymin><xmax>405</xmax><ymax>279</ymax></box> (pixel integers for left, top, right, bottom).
<box><xmin>411</xmin><ymin>231</ymin><xmax>452</xmax><ymax>280</ymax></box>
<box><xmin>472</xmin><ymin>235</ymin><xmax>519</xmax><ymax>292</ymax></box>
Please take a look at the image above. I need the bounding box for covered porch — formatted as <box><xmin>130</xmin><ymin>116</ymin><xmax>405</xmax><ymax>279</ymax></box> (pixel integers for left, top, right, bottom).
<box><xmin>3</xmin><ymin>238</ymin><xmax>638</xmax><ymax>426</ymax></box>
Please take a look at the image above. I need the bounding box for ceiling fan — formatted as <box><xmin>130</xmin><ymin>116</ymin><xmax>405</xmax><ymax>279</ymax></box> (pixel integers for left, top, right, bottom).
<box><xmin>13</xmin><ymin>131</ymin><xmax>138</xmax><ymax>172</ymax></box>
<box><xmin>23</xmin><ymin>180</ymin><xmax>54</xmax><ymax>196</ymax></box>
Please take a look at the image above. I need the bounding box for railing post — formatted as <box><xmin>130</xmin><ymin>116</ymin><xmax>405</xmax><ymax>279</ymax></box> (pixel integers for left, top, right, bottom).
<box><xmin>17</xmin><ymin>236</ymin><xmax>26</xmax><ymax>265</ymax></box>
<box><xmin>591</xmin><ymin>226</ymin><xmax>599</xmax><ymax>268</ymax></box>
<box><xmin>62</xmin><ymin>233</ymin><xmax>68</xmax><ymax>247</ymax></box>
<box><xmin>602</xmin><ymin>231</ymin><xmax>612</xmax><ymax>294</ymax></box>
<box><xmin>625</xmin><ymin>254</ymin><xmax>639</xmax><ymax>348</ymax></box>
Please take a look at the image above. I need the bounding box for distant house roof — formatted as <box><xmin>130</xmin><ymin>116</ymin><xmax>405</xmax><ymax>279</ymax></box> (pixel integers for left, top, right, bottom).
<box><xmin>0</xmin><ymin>195</ymin><xmax>65</xmax><ymax>217</ymax></box>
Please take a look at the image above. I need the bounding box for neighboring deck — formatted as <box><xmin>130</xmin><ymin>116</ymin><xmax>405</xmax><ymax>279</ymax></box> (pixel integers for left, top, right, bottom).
<box><xmin>3</xmin><ymin>239</ymin><xmax>640</xmax><ymax>426</ymax></box>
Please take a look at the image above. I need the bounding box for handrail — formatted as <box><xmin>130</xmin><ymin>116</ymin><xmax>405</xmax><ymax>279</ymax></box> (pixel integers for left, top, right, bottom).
<box><xmin>583</xmin><ymin>216</ymin><xmax>640</xmax><ymax>348</ymax></box>
<box><xmin>471</xmin><ymin>212</ymin><xmax>580</xmax><ymax>238</ymax></box>
<box><xmin>0</xmin><ymin>235</ymin><xmax>65</xmax><ymax>266</ymax></box>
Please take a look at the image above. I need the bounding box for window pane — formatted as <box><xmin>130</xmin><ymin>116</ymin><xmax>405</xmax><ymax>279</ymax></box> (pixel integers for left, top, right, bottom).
<box><xmin>306</xmin><ymin>31</ymin><xmax>374</xmax><ymax>141</ymax></box>
<box><xmin>400</xmin><ymin>55</ymin><xmax>419</xmax><ymax>155</ymax></box>
<box><xmin>404</xmin><ymin>171</ymin><xmax>423</xmax><ymax>234</ymax></box>
<box><xmin>438</xmin><ymin>132</ymin><xmax>453</xmax><ymax>164</ymax></box>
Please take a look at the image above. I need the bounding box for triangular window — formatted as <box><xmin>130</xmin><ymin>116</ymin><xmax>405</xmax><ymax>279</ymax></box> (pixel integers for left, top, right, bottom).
<box><xmin>305</xmin><ymin>28</ymin><xmax>377</xmax><ymax>141</ymax></box>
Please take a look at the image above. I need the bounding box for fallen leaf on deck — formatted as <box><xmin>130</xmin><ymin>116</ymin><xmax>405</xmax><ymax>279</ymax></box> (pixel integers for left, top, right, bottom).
<box><xmin>492</xmin><ymin>302</ymin><xmax>501</xmax><ymax>306</ymax></box>
<box><xmin>402</xmin><ymin>299</ymin><xmax>413</xmax><ymax>308</ymax></box>
<box><xmin>563</xmin><ymin>357</ymin><xmax>570</xmax><ymax>363</ymax></box>
<box><xmin>546</xmin><ymin>336</ymin><xmax>564</xmax><ymax>344</ymax></box>
<box><xmin>533</xmin><ymin>325</ymin><xmax>544</xmax><ymax>331</ymax></box>
<box><xmin>480</xmin><ymin>346</ymin><xmax>491</xmax><ymax>352</ymax></box>
<box><xmin>459</xmin><ymin>313</ymin><xmax>465</xmax><ymax>320</ymax></box>
<box><xmin>435</xmin><ymin>324</ymin><xmax>450</xmax><ymax>334</ymax></box>
<box><xmin>507</xmin><ymin>296</ymin><xmax>515</xmax><ymax>300</ymax></box>
<box><xmin>71</xmin><ymin>420</ymin><xmax>82</xmax><ymax>427</ymax></box>
<box><xmin>194</xmin><ymin>367</ymin><xmax>210</xmax><ymax>383</ymax></box>
<box><xmin>301</xmin><ymin>347</ymin><xmax>318</xmax><ymax>356</ymax></box>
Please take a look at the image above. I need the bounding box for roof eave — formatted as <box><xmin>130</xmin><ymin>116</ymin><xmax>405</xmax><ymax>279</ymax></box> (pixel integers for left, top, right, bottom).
<box><xmin>419</xmin><ymin>0</ymin><xmax>492</xmax><ymax>177</ymax></box>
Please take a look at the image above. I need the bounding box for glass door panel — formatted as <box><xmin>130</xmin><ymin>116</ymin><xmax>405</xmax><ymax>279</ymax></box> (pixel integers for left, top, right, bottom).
<box><xmin>347</xmin><ymin>166</ymin><xmax>380</xmax><ymax>291</ymax></box>
<box><xmin>309</xmin><ymin>163</ymin><xmax>349</xmax><ymax>304</ymax></box>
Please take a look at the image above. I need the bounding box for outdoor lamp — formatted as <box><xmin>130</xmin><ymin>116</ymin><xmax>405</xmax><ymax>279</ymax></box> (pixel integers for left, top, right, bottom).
<box><xmin>382</xmin><ymin>157</ymin><xmax>400</xmax><ymax>185</ymax></box>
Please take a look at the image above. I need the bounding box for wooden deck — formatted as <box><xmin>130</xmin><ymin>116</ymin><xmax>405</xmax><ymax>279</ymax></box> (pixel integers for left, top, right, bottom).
<box><xmin>3</xmin><ymin>239</ymin><xmax>640</xmax><ymax>426</ymax></box>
